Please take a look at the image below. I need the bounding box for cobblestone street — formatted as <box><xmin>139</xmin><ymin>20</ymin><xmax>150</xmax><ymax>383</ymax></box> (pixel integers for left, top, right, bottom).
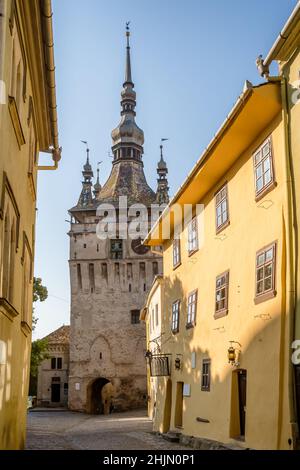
<box><xmin>26</xmin><ymin>409</ymin><xmax>187</xmax><ymax>450</ymax></box>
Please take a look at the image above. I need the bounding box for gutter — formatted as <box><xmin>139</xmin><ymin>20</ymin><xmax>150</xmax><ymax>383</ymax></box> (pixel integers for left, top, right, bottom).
<box><xmin>38</xmin><ymin>0</ymin><xmax>61</xmax><ymax>170</ymax></box>
<box><xmin>264</xmin><ymin>1</ymin><xmax>300</xmax><ymax>67</ymax></box>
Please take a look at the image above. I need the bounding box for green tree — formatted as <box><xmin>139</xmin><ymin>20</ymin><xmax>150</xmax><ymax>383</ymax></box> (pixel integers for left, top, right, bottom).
<box><xmin>30</xmin><ymin>339</ymin><xmax>49</xmax><ymax>378</ymax></box>
<box><xmin>29</xmin><ymin>277</ymin><xmax>49</xmax><ymax>394</ymax></box>
<box><xmin>32</xmin><ymin>277</ymin><xmax>48</xmax><ymax>330</ymax></box>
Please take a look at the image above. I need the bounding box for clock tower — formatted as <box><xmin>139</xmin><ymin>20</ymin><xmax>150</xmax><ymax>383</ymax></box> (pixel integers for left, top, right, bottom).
<box><xmin>68</xmin><ymin>27</ymin><xmax>169</xmax><ymax>414</ymax></box>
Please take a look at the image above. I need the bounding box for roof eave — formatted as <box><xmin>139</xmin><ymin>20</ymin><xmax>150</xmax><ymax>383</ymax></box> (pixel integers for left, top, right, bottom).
<box><xmin>264</xmin><ymin>2</ymin><xmax>300</xmax><ymax>65</ymax></box>
<box><xmin>144</xmin><ymin>81</ymin><xmax>281</xmax><ymax>246</ymax></box>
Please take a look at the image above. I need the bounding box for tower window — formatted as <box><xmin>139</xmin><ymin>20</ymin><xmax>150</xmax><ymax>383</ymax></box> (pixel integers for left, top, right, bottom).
<box><xmin>131</xmin><ymin>310</ymin><xmax>140</xmax><ymax>324</ymax></box>
<box><xmin>127</xmin><ymin>263</ymin><xmax>133</xmax><ymax>279</ymax></box>
<box><xmin>115</xmin><ymin>263</ymin><xmax>120</xmax><ymax>276</ymax></box>
<box><xmin>139</xmin><ymin>262</ymin><xmax>145</xmax><ymax>277</ymax></box>
<box><xmin>127</xmin><ymin>148</ymin><xmax>131</xmax><ymax>157</ymax></box>
<box><xmin>57</xmin><ymin>358</ymin><xmax>62</xmax><ymax>370</ymax></box>
<box><xmin>110</xmin><ymin>240</ymin><xmax>123</xmax><ymax>259</ymax></box>
<box><xmin>101</xmin><ymin>263</ymin><xmax>108</xmax><ymax>279</ymax></box>
<box><xmin>152</xmin><ymin>262</ymin><xmax>158</xmax><ymax>276</ymax></box>
<box><xmin>77</xmin><ymin>264</ymin><xmax>82</xmax><ymax>290</ymax></box>
<box><xmin>89</xmin><ymin>263</ymin><xmax>95</xmax><ymax>292</ymax></box>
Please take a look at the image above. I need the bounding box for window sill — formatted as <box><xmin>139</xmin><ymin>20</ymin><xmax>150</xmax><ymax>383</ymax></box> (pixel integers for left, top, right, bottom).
<box><xmin>216</xmin><ymin>219</ymin><xmax>230</xmax><ymax>235</ymax></box>
<box><xmin>255</xmin><ymin>181</ymin><xmax>277</xmax><ymax>203</ymax></box>
<box><xmin>254</xmin><ymin>290</ymin><xmax>277</xmax><ymax>305</ymax></box>
<box><xmin>173</xmin><ymin>261</ymin><xmax>181</xmax><ymax>271</ymax></box>
<box><xmin>188</xmin><ymin>248</ymin><xmax>199</xmax><ymax>258</ymax></box>
<box><xmin>214</xmin><ymin>308</ymin><xmax>228</xmax><ymax>319</ymax></box>
<box><xmin>21</xmin><ymin>321</ymin><xmax>32</xmax><ymax>337</ymax></box>
<box><xmin>0</xmin><ymin>297</ymin><xmax>19</xmax><ymax>321</ymax></box>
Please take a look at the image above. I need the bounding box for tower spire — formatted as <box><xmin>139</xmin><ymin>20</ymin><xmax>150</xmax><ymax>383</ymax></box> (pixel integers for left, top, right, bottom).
<box><xmin>156</xmin><ymin>140</ymin><xmax>169</xmax><ymax>204</ymax></box>
<box><xmin>93</xmin><ymin>162</ymin><xmax>102</xmax><ymax>197</ymax></box>
<box><xmin>125</xmin><ymin>22</ymin><xmax>132</xmax><ymax>84</ymax></box>
<box><xmin>110</xmin><ymin>24</ymin><xmax>144</xmax><ymax>164</ymax></box>
<box><xmin>78</xmin><ymin>141</ymin><xmax>94</xmax><ymax>207</ymax></box>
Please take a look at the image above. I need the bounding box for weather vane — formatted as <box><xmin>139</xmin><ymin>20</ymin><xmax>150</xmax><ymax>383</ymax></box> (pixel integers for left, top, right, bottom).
<box><xmin>80</xmin><ymin>140</ymin><xmax>89</xmax><ymax>151</ymax></box>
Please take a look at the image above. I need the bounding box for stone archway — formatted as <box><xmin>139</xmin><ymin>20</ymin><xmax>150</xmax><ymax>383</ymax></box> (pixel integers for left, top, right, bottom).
<box><xmin>87</xmin><ymin>378</ymin><xmax>113</xmax><ymax>414</ymax></box>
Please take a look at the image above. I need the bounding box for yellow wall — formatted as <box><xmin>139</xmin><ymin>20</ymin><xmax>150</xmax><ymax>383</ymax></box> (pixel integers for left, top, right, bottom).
<box><xmin>0</xmin><ymin>0</ymin><xmax>47</xmax><ymax>449</ymax></box>
<box><xmin>154</xmin><ymin>114</ymin><xmax>293</xmax><ymax>449</ymax></box>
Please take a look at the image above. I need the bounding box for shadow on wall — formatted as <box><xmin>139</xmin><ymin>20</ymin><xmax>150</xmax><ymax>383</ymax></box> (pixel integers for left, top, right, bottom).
<box><xmin>150</xmin><ymin>273</ymin><xmax>296</xmax><ymax>450</ymax></box>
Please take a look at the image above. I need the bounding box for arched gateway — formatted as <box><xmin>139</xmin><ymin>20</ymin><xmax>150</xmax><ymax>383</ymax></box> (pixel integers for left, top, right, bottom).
<box><xmin>87</xmin><ymin>378</ymin><xmax>114</xmax><ymax>415</ymax></box>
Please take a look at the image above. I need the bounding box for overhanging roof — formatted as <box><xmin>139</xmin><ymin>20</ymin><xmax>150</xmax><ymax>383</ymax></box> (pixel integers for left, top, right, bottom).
<box><xmin>145</xmin><ymin>81</ymin><xmax>281</xmax><ymax>246</ymax></box>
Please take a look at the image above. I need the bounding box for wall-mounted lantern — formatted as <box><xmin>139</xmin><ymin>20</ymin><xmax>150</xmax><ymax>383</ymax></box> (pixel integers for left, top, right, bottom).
<box><xmin>145</xmin><ymin>350</ymin><xmax>152</xmax><ymax>360</ymax></box>
<box><xmin>227</xmin><ymin>341</ymin><xmax>241</xmax><ymax>367</ymax></box>
<box><xmin>174</xmin><ymin>357</ymin><xmax>181</xmax><ymax>370</ymax></box>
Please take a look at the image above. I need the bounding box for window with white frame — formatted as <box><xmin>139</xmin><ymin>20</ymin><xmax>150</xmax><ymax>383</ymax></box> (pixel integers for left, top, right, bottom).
<box><xmin>253</xmin><ymin>137</ymin><xmax>275</xmax><ymax>198</ymax></box>
<box><xmin>187</xmin><ymin>290</ymin><xmax>198</xmax><ymax>327</ymax></box>
<box><xmin>173</xmin><ymin>237</ymin><xmax>181</xmax><ymax>267</ymax></box>
<box><xmin>188</xmin><ymin>217</ymin><xmax>198</xmax><ymax>254</ymax></box>
<box><xmin>171</xmin><ymin>300</ymin><xmax>180</xmax><ymax>333</ymax></box>
<box><xmin>255</xmin><ymin>243</ymin><xmax>276</xmax><ymax>302</ymax></box>
<box><xmin>215</xmin><ymin>184</ymin><xmax>229</xmax><ymax>232</ymax></box>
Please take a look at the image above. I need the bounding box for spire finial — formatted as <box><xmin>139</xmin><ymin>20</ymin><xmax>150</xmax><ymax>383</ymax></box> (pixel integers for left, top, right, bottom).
<box><xmin>126</xmin><ymin>21</ymin><xmax>130</xmax><ymax>47</ymax></box>
<box><xmin>81</xmin><ymin>140</ymin><xmax>90</xmax><ymax>164</ymax></box>
<box><xmin>124</xmin><ymin>21</ymin><xmax>132</xmax><ymax>84</ymax></box>
<box><xmin>96</xmin><ymin>161</ymin><xmax>102</xmax><ymax>183</ymax></box>
<box><xmin>160</xmin><ymin>138</ymin><xmax>168</xmax><ymax>162</ymax></box>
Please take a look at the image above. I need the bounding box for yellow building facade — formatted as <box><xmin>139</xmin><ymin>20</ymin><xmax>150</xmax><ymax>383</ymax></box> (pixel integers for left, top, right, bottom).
<box><xmin>0</xmin><ymin>0</ymin><xmax>60</xmax><ymax>449</ymax></box>
<box><xmin>144</xmin><ymin>32</ymin><xmax>300</xmax><ymax>448</ymax></box>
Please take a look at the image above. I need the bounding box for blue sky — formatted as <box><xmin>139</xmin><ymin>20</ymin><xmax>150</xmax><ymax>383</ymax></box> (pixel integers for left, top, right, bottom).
<box><xmin>33</xmin><ymin>0</ymin><xmax>298</xmax><ymax>339</ymax></box>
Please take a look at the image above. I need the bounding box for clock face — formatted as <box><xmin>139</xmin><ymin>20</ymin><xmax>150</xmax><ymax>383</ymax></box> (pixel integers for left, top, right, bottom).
<box><xmin>131</xmin><ymin>237</ymin><xmax>150</xmax><ymax>255</ymax></box>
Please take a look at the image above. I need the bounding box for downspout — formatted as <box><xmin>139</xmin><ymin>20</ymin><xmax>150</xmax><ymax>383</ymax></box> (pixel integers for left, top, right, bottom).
<box><xmin>277</xmin><ymin>73</ymin><xmax>297</xmax><ymax>446</ymax></box>
<box><xmin>0</xmin><ymin>0</ymin><xmax>7</xmax><ymax>125</ymax></box>
<box><xmin>38</xmin><ymin>0</ymin><xmax>61</xmax><ymax>170</ymax></box>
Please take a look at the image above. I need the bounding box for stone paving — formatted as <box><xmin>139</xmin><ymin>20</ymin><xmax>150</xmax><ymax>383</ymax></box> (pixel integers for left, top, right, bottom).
<box><xmin>26</xmin><ymin>409</ymin><xmax>188</xmax><ymax>450</ymax></box>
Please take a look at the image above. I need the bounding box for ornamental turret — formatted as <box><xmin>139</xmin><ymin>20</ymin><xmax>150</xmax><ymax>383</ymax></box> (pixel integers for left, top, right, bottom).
<box><xmin>156</xmin><ymin>142</ymin><xmax>169</xmax><ymax>204</ymax></box>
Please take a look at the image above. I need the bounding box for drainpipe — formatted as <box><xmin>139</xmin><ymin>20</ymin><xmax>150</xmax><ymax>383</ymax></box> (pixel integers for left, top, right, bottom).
<box><xmin>269</xmin><ymin>74</ymin><xmax>297</xmax><ymax>447</ymax></box>
<box><xmin>38</xmin><ymin>0</ymin><xmax>61</xmax><ymax>170</ymax></box>
<box><xmin>257</xmin><ymin>41</ymin><xmax>298</xmax><ymax>443</ymax></box>
<box><xmin>280</xmin><ymin>74</ymin><xmax>298</xmax><ymax>445</ymax></box>
<box><xmin>0</xmin><ymin>0</ymin><xmax>7</xmax><ymax>125</ymax></box>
